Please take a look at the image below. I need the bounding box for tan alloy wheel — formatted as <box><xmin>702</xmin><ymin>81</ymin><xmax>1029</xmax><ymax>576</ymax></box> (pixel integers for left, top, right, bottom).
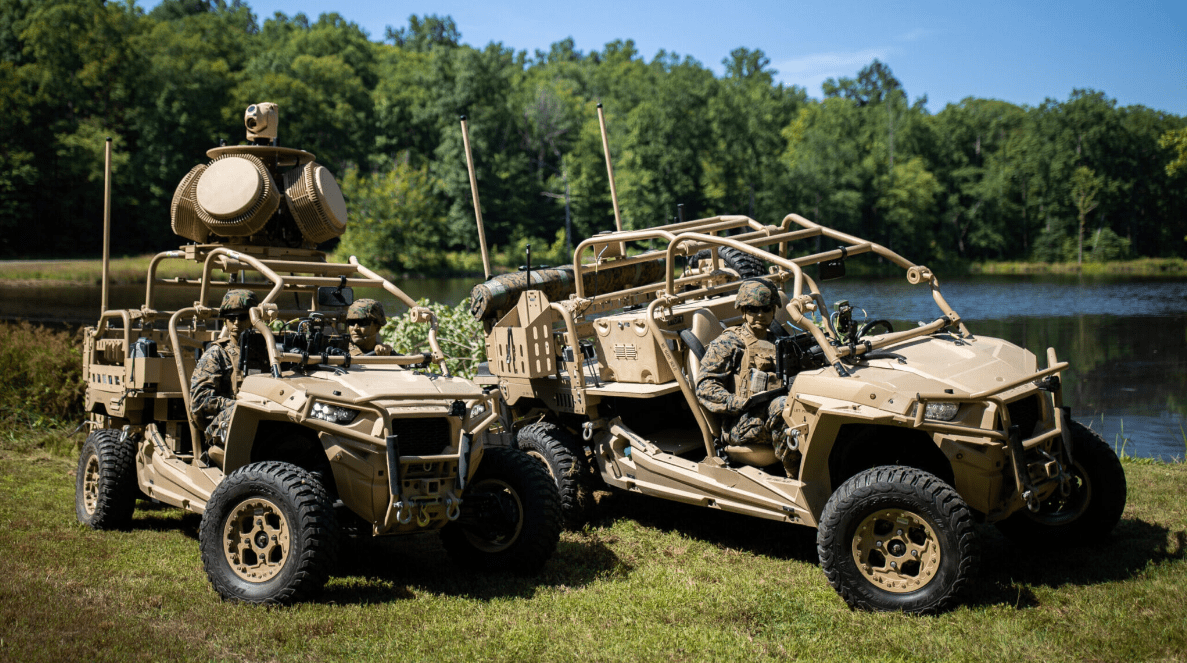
<box><xmin>851</xmin><ymin>508</ymin><xmax>941</xmax><ymax>593</ymax></box>
<box><xmin>222</xmin><ymin>498</ymin><xmax>291</xmax><ymax>582</ymax></box>
<box><xmin>82</xmin><ymin>455</ymin><xmax>100</xmax><ymax>516</ymax></box>
<box><xmin>463</xmin><ymin>478</ymin><xmax>524</xmax><ymax>553</ymax></box>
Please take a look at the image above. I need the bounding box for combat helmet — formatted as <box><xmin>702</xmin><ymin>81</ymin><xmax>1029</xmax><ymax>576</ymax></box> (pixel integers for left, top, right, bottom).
<box><xmin>346</xmin><ymin>298</ymin><xmax>387</xmax><ymax>326</ymax></box>
<box><xmin>219</xmin><ymin>289</ymin><xmax>259</xmax><ymax>318</ymax></box>
<box><xmin>734</xmin><ymin>278</ymin><xmax>779</xmax><ymax>309</ymax></box>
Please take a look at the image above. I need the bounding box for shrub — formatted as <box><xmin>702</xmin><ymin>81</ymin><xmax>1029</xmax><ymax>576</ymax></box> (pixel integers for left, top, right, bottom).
<box><xmin>0</xmin><ymin>322</ymin><xmax>85</xmax><ymax>425</ymax></box>
<box><xmin>380</xmin><ymin>298</ymin><xmax>486</xmax><ymax>378</ymax></box>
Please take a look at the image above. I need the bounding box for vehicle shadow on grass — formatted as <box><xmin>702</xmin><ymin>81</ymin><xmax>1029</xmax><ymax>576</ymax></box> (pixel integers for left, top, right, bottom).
<box><xmin>579</xmin><ymin>493</ymin><xmax>1185</xmax><ymax>612</ymax></box>
<box><xmin>321</xmin><ymin>529</ymin><xmax>629</xmax><ymax>605</ymax></box>
<box><xmin>968</xmin><ymin>517</ymin><xmax>1186</xmax><ymax>609</ymax></box>
<box><xmin>129</xmin><ymin>501</ymin><xmax>201</xmax><ymax>539</ymax></box>
<box><xmin>589</xmin><ymin>490</ymin><xmax>821</xmax><ymax>564</ymax></box>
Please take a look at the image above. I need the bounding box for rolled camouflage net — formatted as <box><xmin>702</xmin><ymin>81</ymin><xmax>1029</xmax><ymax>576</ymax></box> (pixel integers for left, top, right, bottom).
<box><xmin>469</xmin><ymin>255</ymin><xmax>667</xmax><ymax>321</ymax></box>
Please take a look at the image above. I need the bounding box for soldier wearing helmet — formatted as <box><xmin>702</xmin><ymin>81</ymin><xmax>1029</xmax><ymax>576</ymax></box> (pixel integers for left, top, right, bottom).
<box><xmin>695</xmin><ymin>278</ymin><xmax>799</xmax><ymax>476</ymax></box>
<box><xmin>346</xmin><ymin>298</ymin><xmax>392</xmax><ymax>356</ymax></box>
<box><xmin>190</xmin><ymin>289</ymin><xmax>258</xmax><ymax>463</ymax></box>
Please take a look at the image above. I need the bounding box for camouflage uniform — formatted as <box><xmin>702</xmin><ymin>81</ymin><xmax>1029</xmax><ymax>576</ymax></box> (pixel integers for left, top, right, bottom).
<box><xmin>190</xmin><ymin>289</ymin><xmax>257</xmax><ymax>448</ymax></box>
<box><xmin>695</xmin><ymin>326</ymin><xmax>788</xmax><ymax>447</ymax></box>
<box><xmin>695</xmin><ymin>279</ymin><xmax>798</xmax><ymax>472</ymax></box>
<box><xmin>346</xmin><ymin>298</ymin><xmax>392</xmax><ymax>356</ymax></box>
<box><xmin>191</xmin><ymin>339</ymin><xmax>241</xmax><ymax>446</ymax></box>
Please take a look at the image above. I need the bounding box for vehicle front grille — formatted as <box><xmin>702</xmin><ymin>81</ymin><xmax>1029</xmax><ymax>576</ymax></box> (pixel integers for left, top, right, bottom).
<box><xmin>390</xmin><ymin>418</ymin><xmax>452</xmax><ymax>456</ymax></box>
<box><xmin>1007</xmin><ymin>395</ymin><xmax>1042</xmax><ymax>437</ymax></box>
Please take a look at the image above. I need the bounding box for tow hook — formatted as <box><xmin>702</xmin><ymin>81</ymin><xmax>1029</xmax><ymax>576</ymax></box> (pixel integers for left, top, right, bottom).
<box><xmin>583</xmin><ymin>419</ymin><xmax>608</xmax><ymax>441</ymax></box>
<box><xmin>394</xmin><ymin>501</ymin><xmax>413</xmax><ymax>525</ymax></box>
<box><xmin>445</xmin><ymin>496</ymin><xmax>461</xmax><ymax>521</ymax></box>
<box><xmin>416</xmin><ymin>503</ymin><xmax>431</xmax><ymax>528</ymax></box>
<box><xmin>1024</xmin><ymin>490</ymin><xmax>1040</xmax><ymax>513</ymax></box>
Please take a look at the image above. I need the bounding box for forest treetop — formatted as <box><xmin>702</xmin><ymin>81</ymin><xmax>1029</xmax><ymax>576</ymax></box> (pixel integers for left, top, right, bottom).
<box><xmin>2</xmin><ymin>0</ymin><xmax>1184</xmax><ymax>272</ymax></box>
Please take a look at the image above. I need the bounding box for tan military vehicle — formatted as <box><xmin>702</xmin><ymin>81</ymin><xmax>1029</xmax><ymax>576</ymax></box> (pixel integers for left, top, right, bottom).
<box><xmin>469</xmin><ymin>213</ymin><xmax>1126</xmax><ymax>614</ymax></box>
<box><xmin>74</xmin><ymin>104</ymin><xmax>561</xmax><ymax>605</ymax></box>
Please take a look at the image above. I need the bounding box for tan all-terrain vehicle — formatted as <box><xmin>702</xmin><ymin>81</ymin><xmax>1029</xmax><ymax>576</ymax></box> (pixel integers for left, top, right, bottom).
<box><xmin>469</xmin><ymin>213</ymin><xmax>1127</xmax><ymax>614</ymax></box>
<box><xmin>74</xmin><ymin>104</ymin><xmax>560</xmax><ymax>604</ymax></box>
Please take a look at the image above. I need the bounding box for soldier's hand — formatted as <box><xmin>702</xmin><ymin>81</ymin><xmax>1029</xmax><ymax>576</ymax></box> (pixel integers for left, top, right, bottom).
<box><xmin>727</xmin><ymin>395</ymin><xmax>748</xmax><ymax>414</ymax></box>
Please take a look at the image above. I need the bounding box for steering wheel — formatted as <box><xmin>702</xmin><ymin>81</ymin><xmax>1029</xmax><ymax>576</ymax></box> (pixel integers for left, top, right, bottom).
<box><xmin>858</xmin><ymin>319</ymin><xmax>894</xmax><ymax>338</ymax></box>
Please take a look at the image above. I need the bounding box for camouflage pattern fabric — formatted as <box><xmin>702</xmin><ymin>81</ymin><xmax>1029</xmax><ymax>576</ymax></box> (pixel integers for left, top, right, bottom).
<box><xmin>469</xmin><ymin>255</ymin><xmax>667</xmax><ymax>321</ymax></box>
<box><xmin>696</xmin><ymin>326</ymin><xmax>789</xmax><ymax>449</ymax></box>
<box><xmin>734</xmin><ymin>278</ymin><xmax>778</xmax><ymax>309</ymax></box>
<box><xmin>346</xmin><ymin>298</ymin><xmax>386</xmax><ymax>325</ymax></box>
<box><xmin>190</xmin><ymin>338</ymin><xmax>240</xmax><ymax>447</ymax></box>
<box><xmin>219</xmin><ymin>289</ymin><xmax>258</xmax><ymax>317</ymax></box>
<box><xmin>349</xmin><ymin>341</ymin><xmax>392</xmax><ymax>357</ymax></box>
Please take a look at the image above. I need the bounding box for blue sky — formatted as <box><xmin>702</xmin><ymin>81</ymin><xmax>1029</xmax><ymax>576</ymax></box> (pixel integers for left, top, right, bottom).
<box><xmin>149</xmin><ymin>0</ymin><xmax>1187</xmax><ymax>115</ymax></box>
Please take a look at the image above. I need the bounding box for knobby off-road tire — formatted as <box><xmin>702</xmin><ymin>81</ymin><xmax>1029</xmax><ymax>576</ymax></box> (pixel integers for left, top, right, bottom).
<box><xmin>817</xmin><ymin>466</ymin><xmax>978</xmax><ymax>614</ymax></box>
<box><xmin>996</xmin><ymin>420</ymin><xmax>1127</xmax><ymax>546</ymax></box>
<box><xmin>441</xmin><ymin>446</ymin><xmax>561</xmax><ymax>574</ymax></box>
<box><xmin>198</xmin><ymin>461</ymin><xmax>338</xmax><ymax>605</ymax></box>
<box><xmin>517</xmin><ymin>421</ymin><xmax>596</xmax><ymax>529</ymax></box>
<box><xmin>75</xmin><ymin>428</ymin><xmax>139</xmax><ymax>530</ymax></box>
<box><xmin>690</xmin><ymin>246</ymin><xmax>766</xmax><ymax>279</ymax></box>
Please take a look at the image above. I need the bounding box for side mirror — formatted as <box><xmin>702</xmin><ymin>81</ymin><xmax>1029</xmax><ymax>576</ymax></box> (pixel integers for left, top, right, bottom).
<box><xmin>318</xmin><ymin>286</ymin><xmax>353</xmax><ymax>308</ymax></box>
<box><xmin>818</xmin><ymin>246</ymin><xmax>848</xmax><ymax>281</ymax></box>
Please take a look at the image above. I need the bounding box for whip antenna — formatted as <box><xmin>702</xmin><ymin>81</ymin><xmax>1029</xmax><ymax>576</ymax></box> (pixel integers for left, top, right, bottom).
<box><xmin>460</xmin><ymin>115</ymin><xmax>492</xmax><ymax>280</ymax></box>
<box><xmin>101</xmin><ymin>137</ymin><xmax>112</xmax><ymax>315</ymax></box>
<box><xmin>596</xmin><ymin>103</ymin><xmax>623</xmax><ymax>233</ymax></box>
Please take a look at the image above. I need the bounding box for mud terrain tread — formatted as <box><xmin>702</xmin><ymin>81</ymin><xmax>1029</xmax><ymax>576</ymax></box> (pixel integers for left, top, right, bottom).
<box><xmin>441</xmin><ymin>446</ymin><xmax>561</xmax><ymax>574</ymax></box>
<box><xmin>996</xmin><ymin>420</ymin><xmax>1127</xmax><ymax>546</ymax></box>
<box><xmin>817</xmin><ymin>465</ymin><xmax>978</xmax><ymax>615</ymax></box>
<box><xmin>75</xmin><ymin>429</ymin><xmax>139</xmax><ymax>530</ymax></box>
<box><xmin>517</xmin><ymin>421</ymin><xmax>595</xmax><ymax>529</ymax></box>
<box><xmin>199</xmin><ymin>461</ymin><xmax>338</xmax><ymax>605</ymax></box>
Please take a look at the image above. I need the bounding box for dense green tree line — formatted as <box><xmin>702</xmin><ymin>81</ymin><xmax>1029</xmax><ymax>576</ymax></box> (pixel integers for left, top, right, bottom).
<box><xmin>2</xmin><ymin>0</ymin><xmax>1184</xmax><ymax>270</ymax></box>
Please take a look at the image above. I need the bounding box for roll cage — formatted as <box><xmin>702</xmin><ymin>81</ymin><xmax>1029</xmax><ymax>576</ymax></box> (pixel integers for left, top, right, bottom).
<box><xmin>543</xmin><ymin>214</ymin><xmax>1069</xmax><ymax>479</ymax></box>
<box><xmin>90</xmin><ymin>244</ymin><xmax>453</xmax><ymax>464</ymax></box>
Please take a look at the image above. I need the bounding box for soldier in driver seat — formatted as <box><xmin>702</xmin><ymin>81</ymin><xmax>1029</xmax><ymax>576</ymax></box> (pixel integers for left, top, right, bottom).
<box><xmin>695</xmin><ymin>278</ymin><xmax>800</xmax><ymax>477</ymax></box>
<box><xmin>190</xmin><ymin>289</ymin><xmax>258</xmax><ymax>464</ymax></box>
<box><xmin>345</xmin><ymin>298</ymin><xmax>392</xmax><ymax>356</ymax></box>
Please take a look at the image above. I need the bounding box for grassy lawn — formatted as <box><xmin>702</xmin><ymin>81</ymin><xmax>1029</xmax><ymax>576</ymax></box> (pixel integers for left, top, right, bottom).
<box><xmin>0</xmin><ymin>256</ymin><xmax>206</xmax><ymax>286</ymax></box>
<box><xmin>968</xmin><ymin>257</ymin><xmax>1187</xmax><ymax>276</ymax></box>
<box><xmin>1</xmin><ymin>429</ymin><xmax>1185</xmax><ymax>663</ymax></box>
<box><xmin>5</xmin><ymin>255</ymin><xmax>1187</xmax><ymax>286</ymax></box>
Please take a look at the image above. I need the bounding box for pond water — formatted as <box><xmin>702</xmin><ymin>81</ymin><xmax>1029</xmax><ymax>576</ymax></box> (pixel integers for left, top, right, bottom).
<box><xmin>3</xmin><ymin>274</ymin><xmax>1185</xmax><ymax>461</ymax></box>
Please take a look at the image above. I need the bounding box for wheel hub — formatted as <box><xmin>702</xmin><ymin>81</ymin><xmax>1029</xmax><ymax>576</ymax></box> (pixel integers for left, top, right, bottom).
<box><xmin>460</xmin><ymin>478</ymin><xmax>524</xmax><ymax>553</ymax></box>
<box><xmin>851</xmin><ymin>509</ymin><xmax>941</xmax><ymax>593</ymax></box>
<box><xmin>222</xmin><ymin>498</ymin><xmax>290</xmax><ymax>582</ymax></box>
<box><xmin>82</xmin><ymin>455</ymin><xmax>100</xmax><ymax>515</ymax></box>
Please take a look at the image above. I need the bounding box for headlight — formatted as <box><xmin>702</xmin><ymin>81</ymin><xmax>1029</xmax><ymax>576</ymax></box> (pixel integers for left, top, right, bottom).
<box><xmin>310</xmin><ymin>401</ymin><xmax>358</xmax><ymax>425</ymax></box>
<box><xmin>470</xmin><ymin>403</ymin><xmax>486</xmax><ymax>419</ymax></box>
<box><xmin>921</xmin><ymin>401</ymin><xmax>959</xmax><ymax>421</ymax></box>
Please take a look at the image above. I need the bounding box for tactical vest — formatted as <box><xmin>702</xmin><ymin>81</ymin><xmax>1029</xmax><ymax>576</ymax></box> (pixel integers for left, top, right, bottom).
<box><xmin>210</xmin><ymin>337</ymin><xmax>243</xmax><ymax>387</ymax></box>
<box><xmin>732</xmin><ymin>326</ymin><xmax>783</xmax><ymax>402</ymax></box>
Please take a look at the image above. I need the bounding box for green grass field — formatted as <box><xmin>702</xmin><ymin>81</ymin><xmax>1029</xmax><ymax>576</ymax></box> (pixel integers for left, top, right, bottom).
<box><xmin>0</xmin><ymin>256</ymin><xmax>206</xmax><ymax>286</ymax></box>
<box><xmin>969</xmin><ymin>257</ymin><xmax>1187</xmax><ymax>276</ymax></box>
<box><xmin>4</xmin><ymin>254</ymin><xmax>1187</xmax><ymax>287</ymax></box>
<box><xmin>1</xmin><ymin>428</ymin><xmax>1185</xmax><ymax>663</ymax></box>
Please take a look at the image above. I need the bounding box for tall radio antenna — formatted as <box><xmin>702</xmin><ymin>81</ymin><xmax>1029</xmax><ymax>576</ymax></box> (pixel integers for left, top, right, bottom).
<box><xmin>460</xmin><ymin>115</ymin><xmax>492</xmax><ymax>280</ymax></box>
